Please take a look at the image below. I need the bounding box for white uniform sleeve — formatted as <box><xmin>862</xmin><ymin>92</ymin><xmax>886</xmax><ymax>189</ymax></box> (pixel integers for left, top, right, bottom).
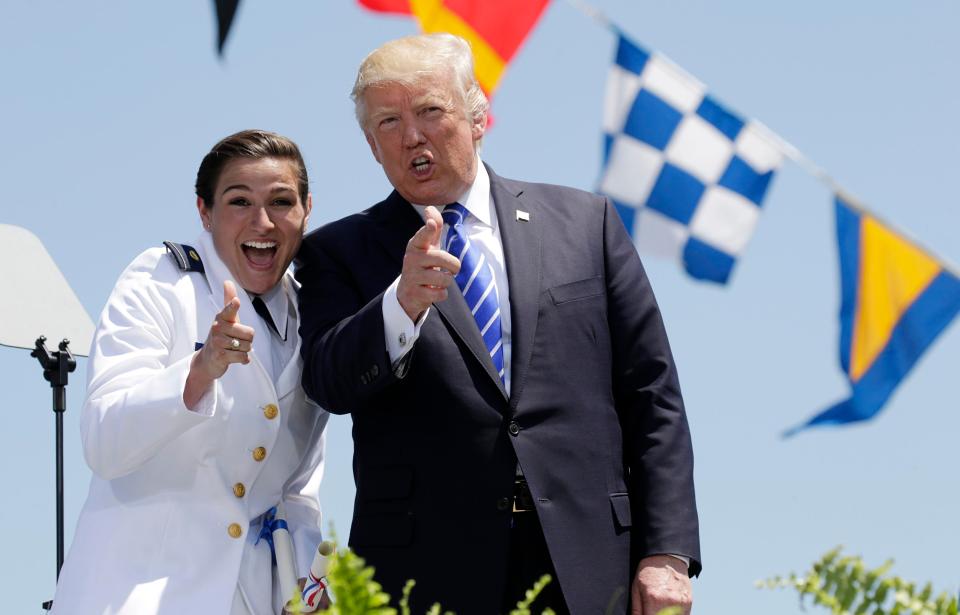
<box><xmin>280</xmin><ymin>404</ymin><xmax>330</xmax><ymax>576</ymax></box>
<box><xmin>81</xmin><ymin>253</ymin><xmax>216</xmax><ymax>480</ymax></box>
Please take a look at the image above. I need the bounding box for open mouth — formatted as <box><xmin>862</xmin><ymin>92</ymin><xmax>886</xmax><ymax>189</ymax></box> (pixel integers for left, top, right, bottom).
<box><xmin>241</xmin><ymin>240</ymin><xmax>277</xmax><ymax>269</ymax></box>
<box><xmin>411</xmin><ymin>155</ymin><xmax>433</xmax><ymax>177</ymax></box>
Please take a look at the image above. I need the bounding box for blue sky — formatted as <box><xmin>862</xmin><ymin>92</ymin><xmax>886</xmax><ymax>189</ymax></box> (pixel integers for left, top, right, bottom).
<box><xmin>2</xmin><ymin>1</ymin><xmax>959</xmax><ymax>612</ymax></box>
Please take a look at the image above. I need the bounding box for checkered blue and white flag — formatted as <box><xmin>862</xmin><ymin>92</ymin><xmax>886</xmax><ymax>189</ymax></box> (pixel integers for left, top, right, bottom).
<box><xmin>599</xmin><ymin>35</ymin><xmax>784</xmax><ymax>284</ymax></box>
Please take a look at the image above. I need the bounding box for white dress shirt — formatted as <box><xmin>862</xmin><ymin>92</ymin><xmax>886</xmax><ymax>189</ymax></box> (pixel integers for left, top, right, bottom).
<box><xmin>248</xmin><ymin>279</ymin><xmax>295</xmax><ymax>383</ymax></box>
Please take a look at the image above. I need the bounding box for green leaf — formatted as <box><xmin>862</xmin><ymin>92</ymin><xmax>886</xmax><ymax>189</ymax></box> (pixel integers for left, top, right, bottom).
<box><xmin>760</xmin><ymin>547</ymin><xmax>957</xmax><ymax>615</ymax></box>
<box><xmin>322</xmin><ymin>539</ymin><xmax>558</xmax><ymax>615</ymax></box>
<box><xmin>509</xmin><ymin>574</ymin><xmax>552</xmax><ymax>615</ymax></box>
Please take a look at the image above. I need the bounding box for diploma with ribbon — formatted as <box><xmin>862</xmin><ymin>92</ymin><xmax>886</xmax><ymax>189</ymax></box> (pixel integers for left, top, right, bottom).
<box><xmin>258</xmin><ymin>504</ymin><xmax>335</xmax><ymax>612</ymax></box>
<box><xmin>299</xmin><ymin>540</ymin><xmax>335</xmax><ymax>612</ymax></box>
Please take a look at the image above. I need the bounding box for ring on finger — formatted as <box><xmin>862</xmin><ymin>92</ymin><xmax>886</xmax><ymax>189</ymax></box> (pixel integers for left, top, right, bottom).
<box><xmin>230</xmin><ymin>338</ymin><xmax>240</xmax><ymax>350</ymax></box>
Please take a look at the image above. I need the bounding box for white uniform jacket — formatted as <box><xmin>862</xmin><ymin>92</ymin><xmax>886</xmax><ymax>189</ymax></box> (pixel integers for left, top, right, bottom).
<box><xmin>52</xmin><ymin>232</ymin><xmax>329</xmax><ymax>614</ymax></box>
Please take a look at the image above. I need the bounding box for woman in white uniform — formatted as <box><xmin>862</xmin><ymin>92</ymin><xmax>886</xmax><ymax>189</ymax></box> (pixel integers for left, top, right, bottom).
<box><xmin>51</xmin><ymin>130</ymin><xmax>329</xmax><ymax>614</ymax></box>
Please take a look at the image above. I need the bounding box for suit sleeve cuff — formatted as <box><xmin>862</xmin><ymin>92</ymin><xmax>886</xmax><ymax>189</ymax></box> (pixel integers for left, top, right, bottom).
<box><xmin>663</xmin><ymin>554</ymin><xmax>690</xmax><ymax>568</ymax></box>
<box><xmin>381</xmin><ymin>276</ymin><xmax>428</xmax><ymax>365</ymax></box>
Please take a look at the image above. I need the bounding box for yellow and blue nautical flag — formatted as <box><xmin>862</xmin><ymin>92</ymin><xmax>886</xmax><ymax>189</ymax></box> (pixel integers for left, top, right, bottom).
<box><xmin>786</xmin><ymin>196</ymin><xmax>960</xmax><ymax>436</ymax></box>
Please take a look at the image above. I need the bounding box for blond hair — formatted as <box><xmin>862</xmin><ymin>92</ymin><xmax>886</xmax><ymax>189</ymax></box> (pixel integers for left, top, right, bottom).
<box><xmin>351</xmin><ymin>33</ymin><xmax>489</xmax><ymax>131</ymax></box>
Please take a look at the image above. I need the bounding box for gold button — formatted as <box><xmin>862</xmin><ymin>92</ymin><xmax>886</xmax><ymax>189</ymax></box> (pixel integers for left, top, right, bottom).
<box><xmin>252</xmin><ymin>446</ymin><xmax>267</xmax><ymax>462</ymax></box>
<box><xmin>228</xmin><ymin>523</ymin><xmax>242</xmax><ymax>539</ymax></box>
<box><xmin>263</xmin><ymin>404</ymin><xmax>278</xmax><ymax>420</ymax></box>
<box><xmin>233</xmin><ymin>482</ymin><xmax>246</xmax><ymax>498</ymax></box>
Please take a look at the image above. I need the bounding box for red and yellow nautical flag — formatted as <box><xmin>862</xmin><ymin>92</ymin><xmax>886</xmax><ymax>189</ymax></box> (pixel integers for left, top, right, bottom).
<box><xmin>358</xmin><ymin>0</ymin><xmax>550</xmax><ymax>96</ymax></box>
<box><xmin>786</xmin><ymin>196</ymin><xmax>960</xmax><ymax>436</ymax></box>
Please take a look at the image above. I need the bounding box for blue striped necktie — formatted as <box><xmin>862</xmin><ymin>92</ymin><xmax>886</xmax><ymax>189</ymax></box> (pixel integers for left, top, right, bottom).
<box><xmin>441</xmin><ymin>203</ymin><xmax>505</xmax><ymax>383</ymax></box>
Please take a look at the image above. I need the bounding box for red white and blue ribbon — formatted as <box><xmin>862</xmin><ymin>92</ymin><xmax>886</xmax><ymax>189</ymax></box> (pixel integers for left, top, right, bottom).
<box><xmin>299</xmin><ymin>541</ymin><xmax>335</xmax><ymax>612</ymax></box>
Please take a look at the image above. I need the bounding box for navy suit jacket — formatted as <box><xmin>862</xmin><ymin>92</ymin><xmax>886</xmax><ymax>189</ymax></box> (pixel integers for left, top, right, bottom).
<box><xmin>296</xmin><ymin>166</ymin><xmax>700</xmax><ymax>614</ymax></box>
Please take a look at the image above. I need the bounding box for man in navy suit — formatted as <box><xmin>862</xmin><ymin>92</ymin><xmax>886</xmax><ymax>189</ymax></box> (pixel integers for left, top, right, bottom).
<box><xmin>297</xmin><ymin>33</ymin><xmax>700</xmax><ymax>615</ymax></box>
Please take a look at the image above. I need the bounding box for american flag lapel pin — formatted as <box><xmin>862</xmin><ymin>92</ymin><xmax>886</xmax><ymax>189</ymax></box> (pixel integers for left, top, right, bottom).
<box><xmin>516</xmin><ymin>210</ymin><xmax>530</xmax><ymax>222</ymax></box>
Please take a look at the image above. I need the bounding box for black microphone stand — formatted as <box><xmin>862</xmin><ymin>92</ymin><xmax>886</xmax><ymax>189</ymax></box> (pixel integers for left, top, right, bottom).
<box><xmin>31</xmin><ymin>336</ymin><xmax>77</xmax><ymax>611</ymax></box>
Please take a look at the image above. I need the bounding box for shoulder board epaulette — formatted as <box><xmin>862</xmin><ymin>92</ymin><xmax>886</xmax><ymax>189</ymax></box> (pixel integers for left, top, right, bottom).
<box><xmin>163</xmin><ymin>241</ymin><xmax>205</xmax><ymax>273</ymax></box>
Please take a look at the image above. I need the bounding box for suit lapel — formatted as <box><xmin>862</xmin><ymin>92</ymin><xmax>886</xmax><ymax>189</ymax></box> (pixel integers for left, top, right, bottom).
<box><xmin>489</xmin><ymin>168</ymin><xmax>542</xmax><ymax>408</ymax></box>
<box><xmin>373</xmin><ymin>191</ymin><xmax>509</xmax><ymax>400</ymax></box>
<box><xmin>369</xmin><ymin>191</ymin><xmax>423</xmax><ymax>271</ymax></box>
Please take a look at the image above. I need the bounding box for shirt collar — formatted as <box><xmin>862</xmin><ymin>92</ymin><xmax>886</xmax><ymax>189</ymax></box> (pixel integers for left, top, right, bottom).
<box><xmin>411</xmin><ymin>155</ymin><xmax>492</xmax><ymax>226</ymax></box>
<box><xmin>248</xmin><ymin>279</ymin><xmax>290</xmax><ymax>341</ymax></box>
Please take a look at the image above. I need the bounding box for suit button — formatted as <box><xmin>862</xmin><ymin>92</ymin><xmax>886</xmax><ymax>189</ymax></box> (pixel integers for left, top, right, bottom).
<box><xmin>508</xmin><ymin>421</ymin><xmax>521</xmax><ymax>436</ymax></box>
<box><xmin>252</xmin><ymin>446</ymin><xmax>267</xmax><ymax>462</ymax></box>
<box><xmin>233</xmin><ymin>483</ymin><xmax>246</xmax><ymax>498</ymax></box>
<box><xmin>497</xmin><ymin>497</ymin><xmax>511</xmax><ymax>511</ymax></box>
<box><xmin>228</xmin><ymin>523</ymin><xmax>243</xmax><ymax>539</ymax></box>
<box><xmin>263</xmin><ymin>404</ymin><xmax>279</xmax><ymax>420</ymax></box>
